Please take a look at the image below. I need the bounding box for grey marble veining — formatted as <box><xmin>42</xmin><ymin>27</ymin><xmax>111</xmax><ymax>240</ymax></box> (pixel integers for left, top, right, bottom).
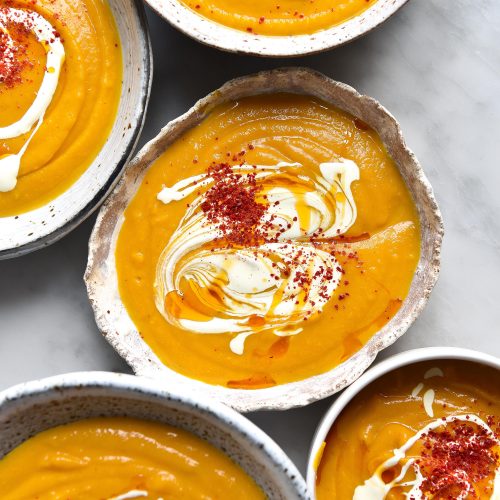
<box><xmin>1</xmin><ymin>0</ymin><xmax>499</xmax><ymax>475</ymax></box>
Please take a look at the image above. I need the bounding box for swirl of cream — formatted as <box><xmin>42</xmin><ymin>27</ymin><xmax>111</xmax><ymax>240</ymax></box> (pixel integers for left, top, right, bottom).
<box><xmin>0</xmin><ymin>7</ymin><xmax>65</xmax><ymax>192</ymax></box>
<box><xmin>108</xmin><ymin>491</ymin><xmax>149</xmax><ymax>500</ymax></box>
<box><xmin>155</xmin><ymin>160</ymin><xmax>359</xmax><ymax>354</ymax></box>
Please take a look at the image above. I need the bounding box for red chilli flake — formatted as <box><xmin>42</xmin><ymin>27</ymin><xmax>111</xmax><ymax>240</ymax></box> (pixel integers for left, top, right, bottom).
<box><xmin>201</xmin><ymin>162</ymin><xmax>268</xmax><ymax>247</ymax></box>
<box><xmin>197</xmin><ymin>161</ymin><xmax>360</xmax><ymax>319</ymax></box>
<box><xmin>0</xmin><ymin>7</ymin><xmax>37</xmax><ymax>89</ymax></box>
<box><xmin>415</xmin><ymin>418</ymin><xmax>499</xmax><ymax>498</ymax></box>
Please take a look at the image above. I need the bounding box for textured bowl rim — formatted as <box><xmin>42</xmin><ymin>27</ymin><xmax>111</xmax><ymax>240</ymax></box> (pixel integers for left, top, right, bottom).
<box><xmin>0</xmin><ymin>371</ymin><xmax>308</xmax><ymax>499</ymax></box>
<box><xmin>0</xmin><ymin>0</ymin><xmax>153</xmax><ymax>260</ymax></box>
<box><xmin>144</xmin><ymin>0</ymin><xmax>410</xmax><ymax>57</ymax></box>
<box><xmin>85</xmin><ymin>67</ymin><xmax>444</xmax><ymax>413</ymax></box>
<box><xmin>306</xmin><ymin>346</ymin><xmax>500</xmax><ymax>497</ymax></box>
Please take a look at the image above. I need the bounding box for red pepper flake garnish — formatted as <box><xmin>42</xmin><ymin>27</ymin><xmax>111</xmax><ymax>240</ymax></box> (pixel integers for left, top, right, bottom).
<box><xmin>416</xmin><ymin>418</ymin><xmax>500</xmax><ymax>498</ymax></box>
<box><xmin>198</xmin><ymin>161</ymin><xmax>365</xmax><ymax>316</ymax></box>
<box><xmin>201</xmin><ymin>162</ymin><xmax>268</xmax><ymax>247</ymax></box>
<box><xmin>0</xmin><ymin>6</ymin><xmax>60</xmax><ymax>90</ymax></box>
<box><xmin>0</xmin><ymin>8</ymin><xmax>33</xmax><ymax>88</ymax></box>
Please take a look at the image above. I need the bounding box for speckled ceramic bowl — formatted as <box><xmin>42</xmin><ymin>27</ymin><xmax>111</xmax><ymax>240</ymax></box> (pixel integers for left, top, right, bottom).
<box><xmin>306</xmin><ymin>347</ymin><xmax>500</xmax><ymax>498</ymax></box>
<box><xmin>85</xmin><ymin>67</ymin><xmax>443</xmax><ymax>413</ymax></box>
<box><xmin>145</xmin><ymin>0</ymin><xmax>410</xmax><ymax>57</ymax></box>
<box><xmin>0</xmin><ymin>0</ymin><xmax>152</xmax><ymax>259</ymax></box>
<box><xmin>0</xmin><ymin>371</ymin><xmax>308</xmax><ymax>499</ymax></box>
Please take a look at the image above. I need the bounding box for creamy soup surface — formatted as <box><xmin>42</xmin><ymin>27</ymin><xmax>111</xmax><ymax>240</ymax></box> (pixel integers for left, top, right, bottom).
<box><xmin>0</xmin><ymin>417</ymin><xmax>265</xmax><ymax>499</ymax></box>
<box><xmin>116</xmin><ymin>93</ymin><xmax>421</xmax><ymax>388</ymax></box>
<box><xmin>179</xmin><ymin>0</ymin><xmax>378</xmax><ymax>36</ymax></box>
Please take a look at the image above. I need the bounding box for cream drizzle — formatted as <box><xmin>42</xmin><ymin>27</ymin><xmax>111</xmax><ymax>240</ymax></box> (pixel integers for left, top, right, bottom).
<box><xmin>0</xmin><ymin>7</ymin><xmax>65</xmax><ymax>192</ymax></box>
<box><xmin>155</xmin><ymin>159</ymin><xmax>359</xmax><ymax>354</ymax></box>
<box><xmin>411</xmin><ymin>382</ymin><xmax>424</xmax><ymax>398</ymax></box>
<box><xmin>411</xmin><ymin>367</ymin><xmax>444</xmax><ymax>418</ymax></box>
<box><xmin>354</xmin><ymin>414</ymin><xmax>500</xmax><ymax>500</ymax></box>
<box><xmin>422</xmin><ymin>389</ymin><xmax>436</xmax><ymax>418</ymax></box>
<box><xmin>108</xmin><ymin>491</ymin><xmax>148</xmax><ymax>500</ymax></box>
<box><xmin>424</xmin><ymin>367</ymin><xmax>444</xmax><ymax>379</ymax></box>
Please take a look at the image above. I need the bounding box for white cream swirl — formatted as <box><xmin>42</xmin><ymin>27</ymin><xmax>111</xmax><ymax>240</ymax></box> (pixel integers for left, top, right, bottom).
<box><xmin>0</xmin><ymin>7</ymin><xmax>65</xmax><ymax>192</ymax></box>
<box><xmin>156</xmin><ymin>159</ymin><xmax>359</xmax><ymax>354</ymax></box>
<box><xmin>410</xmin><ymin>367</ymin><xmax>444</xmax><ymax>418</ymax></box>
<box><xmin>108</xmin><ymin>491</ymin><xmax>148</xmax><ymax>500</ymax></box>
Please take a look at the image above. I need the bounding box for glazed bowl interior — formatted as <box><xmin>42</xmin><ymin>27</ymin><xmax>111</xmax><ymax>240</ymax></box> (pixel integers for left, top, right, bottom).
<box><xmin>85</xmin><ymin>67</ymin><xmax>443</xmax><ymax>412</ymax></box>
<box><xmin>0</xmin><ymin>372</ymin><xmax>307</xmax><ymax>499</ymax></box>
<box><xmin>145</xmin><ymin>0</ymin><xmax>410</xmax><ymax>57</ymax></box>
<box><xmin>306</xmin><ymin>347</ymin><xmax>500</xmax><ymax>498</ymax></box>
<box><xmin>0</xmin><ymin>0</ymin><xmax>152</xmax><ymax>259</ymax></box>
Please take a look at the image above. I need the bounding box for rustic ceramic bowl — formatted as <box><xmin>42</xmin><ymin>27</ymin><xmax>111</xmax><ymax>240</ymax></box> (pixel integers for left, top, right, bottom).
<box><xmin>145</xmin><ymin>0</ymin><xmax>410</xmax><ymax>57</ymax></box>
<box><xmin>0</xmin><ymin>0</ymin><xmax>152</xmax><ymax>259</ymax></box>
<box><xmin>0</xmin><ymin>371</ymin><xmax>308</xmax><ymax>499</ymax></box>
<box><xmin>306</xmin><ymin>347</ymin><xmax>500</xmax><ymax>498</ymax></box>
<box><xmin>85</xmin><ymin>67</ymin><xmax>443</xmax><ymax>412</ymax></box>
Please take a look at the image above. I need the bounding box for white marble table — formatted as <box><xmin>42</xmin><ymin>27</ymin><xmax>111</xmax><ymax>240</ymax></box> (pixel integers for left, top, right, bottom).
<box><xmin>1</xmin><ymin>0</ymin><xmax>499</xmax><ymax>476</ymax></box>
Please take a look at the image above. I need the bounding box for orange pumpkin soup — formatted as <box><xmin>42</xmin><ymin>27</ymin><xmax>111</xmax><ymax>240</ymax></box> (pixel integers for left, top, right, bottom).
<box><xmin>179</xmin><ymin>0</ymin><xmax>378</xmax><ymax>36</ymax></box>
<box><xmin>0</xmin><ymin>0</ymin><xmax>122</xmax><ymax>217</ymax></box>
<box><xmin>116</xmin><ymin>93</ymin><xmax>420</xmax><ymax>388</ymax></box>
<box><xmin>0</xmin><ymin>417</ymin><xmax>265</xmax><ymax>499</ymax></box>
<box><xmin>315</xmin><ymin>360</ymin><xmax>500</xmax><ymax>499</ymax></box>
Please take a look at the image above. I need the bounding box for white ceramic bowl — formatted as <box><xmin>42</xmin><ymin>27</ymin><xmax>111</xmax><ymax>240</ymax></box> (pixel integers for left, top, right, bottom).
<box><xmin>0</xmin><ymin>371</ymin><xmax>308</xmax><ymax>499</ymax></box>
<box><xmin>145</xmin><ymin>0</ymin><xmax>410</xmax><ymax>57</ymax></box>
<box><xmin>0</xmin><ymin>0</ymin><xmax>152</xmax><ymax>259</ymax></box>
<box><xmin>85</xmin><ymin>67</ymin><xmax>443</xmax><ymax>413</ymax></box>
<box><xmin>306</xmin><ymin>347</ymin><xmax>500</xmax><ymax>498</ymax></box>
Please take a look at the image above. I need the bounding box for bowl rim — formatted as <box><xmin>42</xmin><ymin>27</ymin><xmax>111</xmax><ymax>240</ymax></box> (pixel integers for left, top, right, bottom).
<box><xmin>0</xmin><ymin>370</ymin><xmax>309</xmax><ymax>499</ymax></box>
<box><xmin>0</xmin><ymin>0</ymin><xmax>153</xmax><ymax>260</ymax></box>
<box><xmin>306</xmin><ymin>346</ymin><xmax>500</xmax><ymax>497</ymax></box>
<box><xmin>85</xmin><ymin>66</ymin><xmax>444</xmax><ymax>413</ymax></box>
<box><xmin>144</xmin><ymin>0</ymin><xmax>411</xmax><ymax>57</ymax></box>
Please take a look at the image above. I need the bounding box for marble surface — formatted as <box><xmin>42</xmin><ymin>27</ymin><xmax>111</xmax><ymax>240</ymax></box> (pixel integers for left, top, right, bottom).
<box><xmin>1</xmin><ymin>0</ymin><xmax>500</xmax><ymax>477</ymax></box>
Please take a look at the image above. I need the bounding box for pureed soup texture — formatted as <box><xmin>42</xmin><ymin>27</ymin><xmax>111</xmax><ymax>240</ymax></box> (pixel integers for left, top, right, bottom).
<box><xmin>315</xmin><ymin>360</ymin><xmax>500</xmax><ymax>499</ymax></box>
<box><xmin>0</xmin><ymin>0</ymin><xmax>122</xmax><ymax>216</ymax></box>
<box><xmin>116</xmin><ymin>93</ymin><xmax>421</xmax><ymax>389</ymax></box>
<box><xmin>0</xmin><ymin>417</ymin><xmax>265</xmax><ymax>499</ymax></box>
<box><xmin>179</xmin><ymin>0</ymin><xmax>378</xmax><ymax>36</ymax></box>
